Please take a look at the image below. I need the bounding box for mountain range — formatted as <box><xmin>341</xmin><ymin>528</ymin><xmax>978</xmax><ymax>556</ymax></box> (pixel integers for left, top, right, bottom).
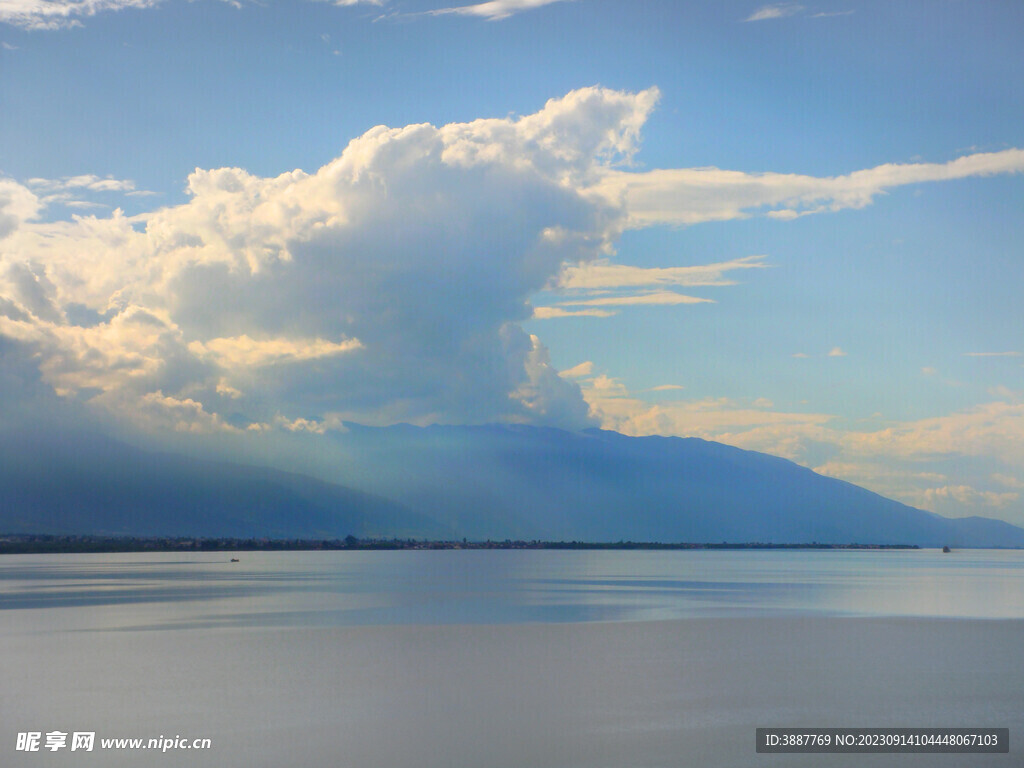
<box><xmin>2</xmin><ymin>423</ymin><xmax>1023</xmax><ymax>547</ymax></box>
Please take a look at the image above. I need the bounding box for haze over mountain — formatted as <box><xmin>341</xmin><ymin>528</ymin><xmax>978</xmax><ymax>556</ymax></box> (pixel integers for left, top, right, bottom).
<box><xmin>0</xmin><ymin>428</ymin><xmax>449</xmax><ymax>540</ymax></box>
<box><xmin>327</xmin><ymin>424</ymin><xmax>1024</xmax><ymax>548</ymax></box>
<box><xmin>3</xmin><ymin>423</ymin><xmax>1022</xmax><ymax>548</ymax></box>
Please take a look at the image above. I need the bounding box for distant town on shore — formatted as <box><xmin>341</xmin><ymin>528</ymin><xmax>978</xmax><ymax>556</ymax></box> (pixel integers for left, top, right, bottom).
<box><xmin>0</xmin><ymin>534</ymin><xmax>921</xmax><ymax>555</ymax></box>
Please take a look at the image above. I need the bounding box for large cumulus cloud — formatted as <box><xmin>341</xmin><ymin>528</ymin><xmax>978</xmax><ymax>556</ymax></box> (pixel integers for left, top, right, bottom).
<box><xmin>0</xmin><ymin>87</ymin><xmax>659</xmax><ymax>433</ymax></box>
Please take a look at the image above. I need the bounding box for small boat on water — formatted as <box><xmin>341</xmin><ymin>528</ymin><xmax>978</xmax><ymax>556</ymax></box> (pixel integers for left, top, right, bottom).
<box><xmin>942</xmin><ymin>546</ymin><xmax>951</xmax><ymax>554</ymax></box>
<box><xmin>230</xmin><ymin>558</ymin><xmax>240</xmax><ymax>562</ymax></box>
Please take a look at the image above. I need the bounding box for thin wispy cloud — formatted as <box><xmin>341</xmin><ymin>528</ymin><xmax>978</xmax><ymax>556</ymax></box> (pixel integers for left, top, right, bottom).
<box><xmin>533</xmin><ymin>306</ymin><xmax>616</xmax><ymax>319</ymax></box>
<box><xmin>743</xmin><ymin>3</ymin><xmax>803</xmax><ymax>22</ymax></box>
<box><xmin>1</xmin><ymin>0</ymin><xmax>382</xmax><ymax>30</ymax></box>
<box><xmin>596</xmin><ymin>148</ymin><xmax>1024</xmax><ymax>228</ymax></box>
<box><xmin>1</xmin><ymin>0</ymin><xmax>164</xmax><ymax>30</ymax></box>
<box><xmin>23</xmin><ymin>174</ymin><xmax>154</xmax><ymax>210</ymax></box>
<box><xmin>557</xmin><ymin>255</ymin><xmax>767</xmax><ymax>291</ymax></box>
<box><xmin>188</xmin><ymin>335</ymin><xmax>363</xmax><ymax>369</ymax></box>
<box><xmin>559</xmin><ymin>291</ymin><xmax>713</xmax><ymax>307</ymax></box>
<box><xmin>558</xmin><ymin>361</ymin><xmax>594</xmax><ymax>378</ymax></box>
<box><xmin>966</xmin><ymin>351</ymin><xmax>1021</xmax><ymax>357</ymax></box>
<box><xmin>427</xmin><ymin>0</ymin><xmax>570</xmax><ymax>21</ymax></box>
<box><xmin>790</xmin><ymin>349</ymin><xmax>847</xmax><ymax>358</ymax></box>
<box><xmin>62</xmin><ymin>200</ymin><xmax>107</xmax><ymax>209</ymax></box>
<box><xmin>992</xmin><ymin>473</ymin><xmax>1024</xmax><ymax>490</ymax></box>
<box><xmin>742</xmin><ymin>3</ymin><xmax>851</xmax><ymax>23</ymax></box>
<box><xmin>27</xmin><ymin>175</ymin><xmax>142</xmax><ymax>194</ymax></box>
<box><xmin>917</xmin><ymin>484</ymin><xmax>1020</xmax><ymax>511</ymax></box>
<box><xmin>808</xmin><ymin>10</ymin><xmax>853</xmax><ymax>18</ymax></box>
<box><xmin>536</xmin><ymin>255</ymin><xmax>765</xmax><ymax>319</ymax></box>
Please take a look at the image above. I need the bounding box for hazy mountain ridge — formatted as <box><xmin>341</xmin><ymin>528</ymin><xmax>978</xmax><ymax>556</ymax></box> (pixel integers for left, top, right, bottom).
<box><xmin>332</xmin><ymin>424</ymin><xmax>1024</xmax><ymax>547</ymax></box>
<box><xmin>0</xmin><ymin>428</ymin><xmax>449</xmax><ymax>540</ymax></box>
<box><xmin>2</xmin><ymin>424</ymin><xmax>1022</xmax><ymax>547</ymax></box>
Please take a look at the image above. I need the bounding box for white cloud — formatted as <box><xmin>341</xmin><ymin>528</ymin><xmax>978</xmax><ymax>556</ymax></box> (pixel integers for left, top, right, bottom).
<box><xmin>0</xmin><ymin>0</ymin><xmax>163</xmax><ymax>30</ymax></box>
<box><xmin>1</xmin><ymin>87</ymin><xmax>662</xmax><ymax>432</ymax></box>
<box><xmin>23</xmin><ymin>175</ymin><xmax>154</xmax><ymax>210</ymax></box>
<box><xmin>586</xmin><ymin>373</ymin><xmax>629</xmax><ymax>398</ymax></box>
<box><xmin>0</xmin><ymin>0</ymin><xmax>381</xmax><ymax>29</ymax></box>
<box><xmin>27</xmin><ymin>174</ymin><xmax>139</xmax><ymax>193</ymax></box>
<box><xmin>786</xmin><ymin>349</ymin><xmax>847</xmax><ymax>359</ymax></box>
<box><xmin>440</xmin><ymin>85</ymin><xmax>659</xmax><ymax>180</ymax></box>
<box><xmin>743</xmin><ymin>3</ymin><xmax>803</xmax><ymax>22</ymax></box>
<box><xmin>920</xmin><ymin>485</ymin><xmax>1019</xmax><ymax>512</ymax></box>
<box><xmin>992</xmin><ymin>473</ymin><xmax>1024</xmax><ymax>490</ymax></box>
<box><xmin>822</xmin><ymin>404</ymin><xmax>1024</xmax><ymax>520</ymax></box>
<box><xmin>532</xmin><ymin>306</ymin><xmax>616</xmax><ymax>319</ymax></box>
<box><xmin>188</xmin><ymin>334</ymin><xmax>362</xmax><ymax>368</ymax></box>
<box><xmin>136</xmin><ymin>390</ymin><xmax>237</xmax><ymax>433</ymax></box>
<box><xmin>558</xmin><ymin>361</ymin><xmax>593</xmax><ymax>378</ymax></box>
<box><xmin>579</xmin><ymin>372</ymin><xmax>834</xmax><ymax>452</ymax></box>
<box><xmin>838</xmin><ymin>400</ymin><xmax>1024</xmax><ymax>465</ymax></box>
<box><xmin>808</xmin><ymin>10</ymin><xmax>853</xmax><ymax>18</ymax></box>
<box><xmin>814</xmin><ymin>461</ymin><xmax>948</xmax><ymax>489</ymax></box>
<box><xmin>673</xmin><ymin>397</ymin><xmax>1024</xmax><ymax>509</ymax></box>
<box><xmin>593</xmin><ymin>396</ymin><xmax>836</xmax><ymax>462</ymax></box>
<box><xmin>742</xmin><ymin>4</ymin><xmax>851</xmax><ymax>22</ymax></box>
<box><xmin>0</xmin><ymin>178</ymin><xmax>41</xmax><ymax>239</ymax></box>
<box><xmin>215</xmin><ymin>378</ymin><xmax>243</xmax><ymax>399</ymax></box>
<box><xmin>427</xmin><ymin>0</ymin><xmax>569</xmax><ymax>21</ymax></box>
<box><xmin>965</xmin><ymin>351</ymin><xmax>1021</xmax><ymax>357</ymax></box>
<box><xmin>780</xmin><ymin>401</ymin><xmax>1024</xmax><ymax>518</ymax></box>
<box><xmin>651</xmin><ymin>384</ymin><xmax>684</xmax><ymax>392</ymax></box>
<box><xmin>593</xmin><ymin>148</ymin><xmax>1024</xmax><ymax>228</ymax></box>
<box><xmin>273</xmin><ymin>412</ymin><xmax>349</xmax><ymax>434</ymax></box>
<box><xmin>558</xmin><ymin>291</ymin><xmax>713</xmax><ymax>307</ymax></box>
<box><xmin>63</xmin><ymin>200</ymin><xmax>109</xmax><ymax>210</ymax></box>
<box><xmin>509</xmin><ymin>333</ymin><xmax>594</xmax><ymax>429</ymax></box>
<box><xmin>314</xmin><ymin>0</ymin><xmax>383</xmax><ymax>6</ymax></box>
<box><xmin>556</xmin><ymin>254</ymin><xmax>767</xmax><ymax>290</ymax></box>
<box><xmin>0</xmin><ymin>303</ymin><xmax>205</xmax><ymax>402</ymax></box>
<box><xmin>534</xmin><ymin>255</ymin><xmax>762</xmax><ymax>318</ymax></box>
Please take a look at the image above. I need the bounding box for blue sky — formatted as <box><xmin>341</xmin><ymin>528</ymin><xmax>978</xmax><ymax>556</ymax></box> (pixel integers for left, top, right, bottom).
<box><xmin>2</xmin><ymin>0</ymin><xmax>1023</xmax><ymax>524</ymax></box>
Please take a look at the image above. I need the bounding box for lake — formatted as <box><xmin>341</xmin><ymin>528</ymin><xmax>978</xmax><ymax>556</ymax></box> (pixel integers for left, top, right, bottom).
<box><xmin>3</xmin><ymin>549</ymin><xmax>1022</xmax><ymax>766</ymax></box>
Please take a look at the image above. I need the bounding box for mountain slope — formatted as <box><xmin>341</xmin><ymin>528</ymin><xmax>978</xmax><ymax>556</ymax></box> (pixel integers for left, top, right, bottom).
<box><xmin>332</xmin><ymin>424</ymin><xmax>1024</xmax><ymax>547</ymax></box>
<box><xmin>0</xmin><ymin>429</ymin><xmax>449</xmax><ymax>539</ymax></box>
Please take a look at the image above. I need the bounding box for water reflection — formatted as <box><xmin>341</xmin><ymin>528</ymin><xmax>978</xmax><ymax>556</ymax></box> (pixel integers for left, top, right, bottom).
<box><xmin>2</xmin><ymin>548</ymin><xmax>1023</xmax><ymax>631</ymax></box>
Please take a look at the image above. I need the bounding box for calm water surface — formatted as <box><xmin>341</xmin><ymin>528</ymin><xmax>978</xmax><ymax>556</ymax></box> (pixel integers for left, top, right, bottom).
<box><xmin>3</xmin><ymin>548</ymin><xmax>1022</xmax><ymax>631</ymax></box>
<box><xmin>4</xmin><ymin>549</ymin><xmax>1024</xmax><ymax>768</ymax></box>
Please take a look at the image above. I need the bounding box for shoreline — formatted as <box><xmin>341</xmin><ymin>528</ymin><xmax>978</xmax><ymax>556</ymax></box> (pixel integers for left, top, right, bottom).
<box><xmin>0</xmin><ymin>533</ymin><xmax>925</xmax><ymax>555</ymax></box>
